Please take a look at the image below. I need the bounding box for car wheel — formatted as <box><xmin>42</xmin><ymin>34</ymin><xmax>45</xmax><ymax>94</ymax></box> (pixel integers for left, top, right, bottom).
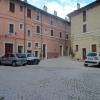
<box><xmin>27</xmin><ymin>61</ymin><xmax>31</xmax><ymax>65</ymax></box>
<box><xmin>0</xmin><ymin>61</ymin><xmax>1</xmax><ymax>65</ymax></box>
<box><xmin>84</xmin><ymin>64</ymin><xmax>88</xmax><ymax>67</ymax></box>
<box><xmin>23</xmin><ymin>63</ymin><xmax>26</xmax><ymax>66</ymax></box>
<box><xmin>36</xmin><ymin>61</ymin><xmax>39</xmax><ymax>65</ymax></box>
<box><xmin>12</xmin><ymin>61</ymin><xmax>17</xmax><ymax>67</ymax></box>
<box><xmin>97</xmin><ymin>62</ymin><xmax>100</xmax><ymax>67</ymax></box>
<box><xmin>35</xmin><ymin>60</ymin><xmax>39</xmax><ymax>65</ymax></box>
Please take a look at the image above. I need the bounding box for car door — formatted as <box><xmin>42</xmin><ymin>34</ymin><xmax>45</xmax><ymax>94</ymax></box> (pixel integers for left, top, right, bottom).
<box><xmin>1</xmin><ymin>54</ymin><xmax>9</xmax><ymax>64</ymax></box>
<box><xmin>0</xmin><ymin>56</ymin><xmax>5</xmax><ymax>64</ymax></box>
<box><xmin>4</xmin><ymin>54</ymin><xmax>10</xmax><ymax>64</ymax></box>
<box><xmin>8</xmin><ymin>54</ymin><xmax>15</xmax><ymax>64</ymax></box>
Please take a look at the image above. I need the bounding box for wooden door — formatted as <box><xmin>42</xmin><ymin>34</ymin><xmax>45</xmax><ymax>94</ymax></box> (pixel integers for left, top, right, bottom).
<box><xmin>91</xmin><ymin>44</ymin><xmax>96</xmax><ymax>52</ymax></box>
<box><xmin>5</xmin><ymin>43</ymin><xmax>13</xmax><ymax>54</ymax></box>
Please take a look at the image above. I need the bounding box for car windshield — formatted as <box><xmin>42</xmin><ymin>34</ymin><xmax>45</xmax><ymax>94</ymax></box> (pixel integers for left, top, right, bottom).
<box><xmin>27</xmin><ymin>54</ymin><xmax>34</xmax><ymax>57</ymax></box>
<box><xmin>87</xmin><ymin>53</ymin><xmax>97</xmax><ymax>57</ymax></box>
<box><xmin>16</xmin><ymin>54</ymin><xmax>26</xmax><ymax>58</ymax></box>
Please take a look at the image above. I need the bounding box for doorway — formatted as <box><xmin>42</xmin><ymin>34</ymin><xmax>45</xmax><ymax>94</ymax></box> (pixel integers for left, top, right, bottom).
<box><xmin>5</xmin><ymin>43</ymin><xmax>13</xmax><ymax>54</ymax></box>
<box><xmin>43</xmin><ymin>44</ymin><xmax>47</xmax><ymax>59</ymax></box>
<box><xmin>59</xmin><ymin>45</ymin><xmax>63</xmax><ymax>56</ymax></box>
<box><xmin>18</xmin><ymin>46</ymin><xmax>23</xmax><ymax>53</ymax></box>
<box><xmin>82</xmin><ymin>48</ymin><xmax>86</xmax><ymax>60</ymax></box>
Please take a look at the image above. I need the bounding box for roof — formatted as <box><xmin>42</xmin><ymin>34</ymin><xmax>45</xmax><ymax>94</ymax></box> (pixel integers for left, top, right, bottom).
<box><xmin>13</xmin><ymin>0</ymin><xmax>69</xmax><ymax>24</ymax></box>
<box><xmin>67</xmin><ymin>0</ymin><xmax>100</xmax><ymax>17</ymax></box>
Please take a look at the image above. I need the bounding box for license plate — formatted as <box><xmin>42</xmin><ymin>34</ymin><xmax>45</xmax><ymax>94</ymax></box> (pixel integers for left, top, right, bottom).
<box><xmin>88</xmin><ymin>58</ymin><xmax>93</xmax><ymax>60</ymax></box>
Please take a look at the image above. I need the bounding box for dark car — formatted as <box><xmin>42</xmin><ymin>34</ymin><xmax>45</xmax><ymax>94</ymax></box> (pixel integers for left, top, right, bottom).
<box><xmin>26</xmin><ymin>53</ymin><xmax>40</xmax><ymax>65</ymax></box>
<box><xmin>0</xmin><ymin>53</ymin><xmax>27</xmax><ymax>66</ymax></box>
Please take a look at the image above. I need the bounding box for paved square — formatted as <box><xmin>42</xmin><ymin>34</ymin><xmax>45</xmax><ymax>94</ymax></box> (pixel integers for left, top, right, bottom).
<box><xmin>0</xmin><ymin>57</ymin><xmax>100</xmax><ymax>100</ymax></box>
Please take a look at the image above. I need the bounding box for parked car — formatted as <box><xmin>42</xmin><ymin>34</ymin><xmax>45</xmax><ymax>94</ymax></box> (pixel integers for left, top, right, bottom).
<box><xmin>0</xmin><ymin>53</ymin><xmax>27</xmax><ymax>67</ymax></box>
<box><xmin>84</xmin><ymin>52</ymin><xmax>100</xmax><ymax>67</ymax></box>
<box><xmin>26</xmin><ymin>53</ymin><xmax>40</xmax><ymax>65</ymax></box>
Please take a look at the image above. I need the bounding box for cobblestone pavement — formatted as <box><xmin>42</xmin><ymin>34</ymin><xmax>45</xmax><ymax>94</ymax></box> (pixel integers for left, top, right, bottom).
<box><xmin>0</xmin><ymin>57</ymin><xmax>100</xmax><ymax>100</ymax></box>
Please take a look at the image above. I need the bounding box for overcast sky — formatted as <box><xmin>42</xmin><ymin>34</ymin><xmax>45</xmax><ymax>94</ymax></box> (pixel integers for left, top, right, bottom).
<box><xmin>27</xmin><ymin>0</ymin><xmax>95</xmax><ymax>19</ymax></box>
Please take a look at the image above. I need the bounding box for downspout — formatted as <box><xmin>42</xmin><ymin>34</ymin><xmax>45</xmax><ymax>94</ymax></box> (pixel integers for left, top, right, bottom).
<box><xmin>40</xmin><ymin>12</ymin><xmax>43</xmax><ymax>59</ymax></box>
<box><xmin>24</xmin><ymin>4</ymin><xmax>26</xmax><ymax>53</ymax></box>
<box><xmin>64</xmin><ymin>21</ymin><xmax>67</xmax><ymax>56</ymax></box>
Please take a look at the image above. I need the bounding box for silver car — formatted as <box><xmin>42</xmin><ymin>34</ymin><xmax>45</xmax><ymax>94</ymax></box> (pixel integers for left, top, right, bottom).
<box><xmin>0</xmin><ymin>53</ymin><xmax>27</xmax><ymax>67</ymax></box>
<box><xmin>84</xmin><ymin>52</ymin><xmax>100</xmax><ymax>67</ymax></box>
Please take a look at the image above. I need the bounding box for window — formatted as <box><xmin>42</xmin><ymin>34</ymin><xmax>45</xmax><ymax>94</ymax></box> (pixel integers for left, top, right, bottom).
<box><xmin>34</xmin><ymin>51</ymin><xmax>38</xmax><ymax>57</ymax></box>
<box><xmin>35</xmin><ymin>43</ymin><xmax>39</xmax><ymax>48</ymax></box>
<box><xmin>83</xmin><ymin>11</ymin><xmax>86</xmax><ymax>22</ymax></box>
<box><xmin>75</xmin><ymin>45</ymin><xmax>78</xmax><ymax>52</ymax></box>
<box><xmin>27</xmin><ymin>8</ymin><xmax>31</xmax><ymax>18</ymax></box>
<box><xmin>83</xmin><ymin>24</ymin><xmax>87</xmax><ymax>32</ymax></box>
<box><xmin>36</xmin><ymin>26</ymin><xmax>40</xmax><ymax>33</ymax></box>
<box><xmin>51</xmin><ymin>20</ymin><xmax>53</xmax><ymax>25</ymax></box>
<box><xmin>27</xmin><ymin>29</ymin><xmax>31</xmax><ymax>37</ymax></box>
<box><xmin>87</xmin><ymin>52</ymin><xmax>97</xmax><ymax>56</ymax></box>
<box><xmin>19</xmin><ymin>23</ymin><xmax>24</xmax><ymax>31</ymax></box>
<box><xmin>18</xmin><ymin>46</ymin><xmax>23</xmax><ymax>53</ymax></box>
<box><xmin>66</xmin><ymin>34</ymin><xmax>69</xmax><ymax>40</ymax></box>
<box><xmin>91</xmin><ymin>44</ymin><xmax>97</xmax><ymax>52</ymax></box>
<box><xmin>20</xmin><ymin>5</ymin><xmax>23</xmax><ymax>12</ymax></box>
<box><xmin>9</xmin><ymin>2</ymin><xmax>15</xmax><ymax>13</ymax></box>
<box><xmin>36</xmin><ymin>12</ymin><xmax>40</xmax><ymax>20</ymax></box>
<box><xmin>28</xmin><ymin>42</ymin><xmax>32</xmax><ymax>48</ymax></box>
<box><xmin>60</xmin><ymin>32</ymin><xmax>62</xmax><ymax>38</ymax></box>
<box><xmin>51</xmin><ymin>30</ymin><xmax>53</xmax><ymax>36</ymax></box>
<box><xmin>37</xmin><ymin>15</ymin><xmax>39</xmax><ymax>20</ymax></box>
<box><xmin>50</xmin><ymin>17</ymin><xmax>53</xmax><ymax>25</ymax></box>
<box><xmin>9</xmin><ymin>24</ymin><xmax>14</xmax><ymax>33</ymax></box>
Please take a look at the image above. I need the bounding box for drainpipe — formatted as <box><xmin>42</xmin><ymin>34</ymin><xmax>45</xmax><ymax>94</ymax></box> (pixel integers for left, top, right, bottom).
<box><xmin>64</xmin><ymin>21</ymin><xmax>67</xmax><ymax>56</ymax></box>
<box><xmin>24</xmin><ymin>4</ymin><xmax>26</xmax><ymax>53</ymax></box>
<box><xmin>40</xmin><ymin>12</ymin><xmax>43</xmax><ymax>59</ymax></box>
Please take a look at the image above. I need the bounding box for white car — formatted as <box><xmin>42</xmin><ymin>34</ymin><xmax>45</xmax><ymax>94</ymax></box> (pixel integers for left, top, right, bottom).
<box><xmin>84</xmin><ymin>52</ymin><xmax>100</xmax><ymax>67</ymax></box>
<box><xmin>26</xmin><ymin>53</ymin><xmax>40</xmax><ymax>65</ymax></box>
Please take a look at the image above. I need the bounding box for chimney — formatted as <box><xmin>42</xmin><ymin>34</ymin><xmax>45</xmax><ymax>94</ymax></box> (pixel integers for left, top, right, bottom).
<box><xmin>77</xmin><ymin>3</ymin><xmax>80</xmax><ymax>9</ymax></box>
<box><xmin>54</xmin><ymin>10</ymin><xmax>57</xmax><ymax>16</ymax></box>
<box><xmin>43</xmin><ymin>5</ymin><xmax>48</xmax><ymax>12</ymax></box>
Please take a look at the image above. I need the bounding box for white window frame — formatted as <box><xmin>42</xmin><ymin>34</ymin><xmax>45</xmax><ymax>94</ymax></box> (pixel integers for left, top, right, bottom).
<box><xmin>9</xmin><ymin>1</ymin><xmax>15</xmax><ymax>13</ymax></box>
<box><xmin>50</xmin><ymin>29</ymin><xmax>54</xmax><ymax>37</ymax></box>
<box><xmin>27</xmin><ymin>41</ymin><xmax>32</xmax><ymax>49</ymax></box>
<box><xmin>34</xmin><ymin>42</ymin><xmax>40</xmax><ymax>48</ymax></box>
<box><xmin>27</xmin><ymin>28</ymin><xmax>32</xmax><ymax>37</ymax></box>
<box><xmin>27</xmin><ymin>8</ymin><xmax>32</xmax><ymax>18</ymax></box>
<box><xmin>36</xmin><ymin>11</ymin><xmax>41</xmax><ymax>21</ymax></box>
<box><xmin>8</xmin><ymin>22</ymin><xmax>15</xmax><ymax>34</ymax></box>
<box><xmin>17</xmin><ymin>44</ymin><xmax>24</xmax><ymax>53</ymax></box>
<box><xmin>66</xmin><ymin>33</ymin><xmax>69</xmax><ymax>40</ymax></box>
<box><xmin>19</xmin><ymin>23</ymin><xmax>24</xmax><ymax>31</ymax></box>
<box><xmin>34</xmin><ymin>50</ymin><xmax>39</xmax><ymax>58</ymax></box>
<box><xmin>36</xmin><ymin>25</ymin><xmax>41</xmax><ymax>34</ymax></box>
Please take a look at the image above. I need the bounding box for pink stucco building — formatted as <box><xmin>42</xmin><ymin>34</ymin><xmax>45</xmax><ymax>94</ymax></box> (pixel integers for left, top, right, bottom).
<box><xmin>0</xmin><ymin>0</ymin><xmax>70</xmax><ymax>59</ymax></box>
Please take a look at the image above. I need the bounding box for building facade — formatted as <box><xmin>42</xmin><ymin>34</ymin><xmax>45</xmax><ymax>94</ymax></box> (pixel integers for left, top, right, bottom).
<box><xmin>0</xmin><ymin>0</ymin><xmax>70</xmax><ymax>59</ymax></box>
<box><xmin>68</xmin><ymin>0</ymin><xmax>100</xmax><ymax>60</ymax></box>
